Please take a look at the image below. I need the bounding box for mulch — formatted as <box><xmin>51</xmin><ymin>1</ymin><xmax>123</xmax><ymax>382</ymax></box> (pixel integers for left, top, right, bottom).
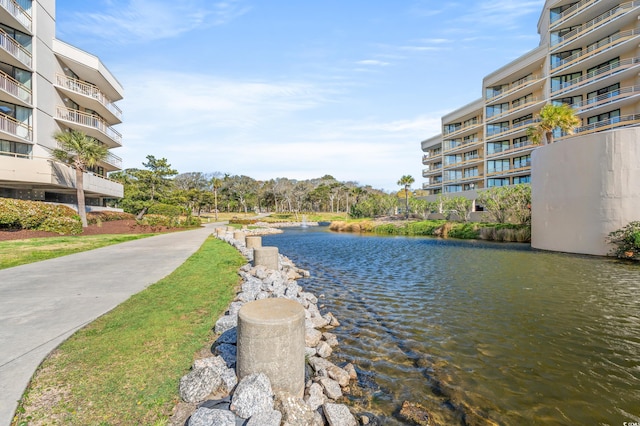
<box><xmin>0</xmin><ymin>220</ymin><xmax>184</xmax><ymax>242</ymax></box>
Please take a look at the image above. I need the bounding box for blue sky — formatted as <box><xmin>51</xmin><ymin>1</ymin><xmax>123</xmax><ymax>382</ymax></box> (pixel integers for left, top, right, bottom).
<box><xmin>55</xmin><ymin>0</ymin><xmax>545</xmax><ymax>191</ymax></box>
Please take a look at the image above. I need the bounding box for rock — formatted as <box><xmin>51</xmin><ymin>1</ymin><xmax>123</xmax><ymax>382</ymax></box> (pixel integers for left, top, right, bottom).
<box><xmin>254</xmin><ymin>265</ymin><xmax>268</xmax><ymax>279</ymax></box>
<box><xmin>300</xmin><ymin>292</ymin><xmax>318</xmax><ymax>304</ymax></box>
<box><xmin>305</xmin><ymin>382</ymin><xmax>325</xmax><ymax>410</ymax></box>
<box><xmin>286</xmin><ymin>268</ymin><xmax>302</xmax><ymax>280</ymax></box>
<box><xmin>188</xmin><ymin>407</ymin><xmax>237</xmax><ymax>426</ymax></box>
<box><xmin>306</xmin><ymin>327</ymin><xmax>323</xmax><ymax>347</ymax></box>
<box><xmin>230</xmin><ymin>373</ymin><xmax>274</xmax><ymax>419</ymax></box>
<box><xmin>324</xmin><ymin>312</ymin><xmax>340</xmax><ymax>327</ymax></box>
<box><xmin>193</xmin><ymin>355</ymin><xmax>227</xmax><ymax>373</ymax></box>
<box><xmin>343</xmin><ymin>363</ymin><xmax>358</xmax><ymax>380</ymax></box>
<box><xmin>180</xmin><ymin>367</ymin><xmax>222</xmax><ymax>403</ymax></box>
<box><xmin>322</xmin><ymin>332</ymin><xmax>339</xmax><ymax>347</ymax></box>
<box><xmin>220</xmin><ymin>367</ymin><xmax>238</xmax><ymax>394</ymax></box>
<box><xmin>213</xmin><ymin>343</ymin><xmax>237</xmax><ymax>367</ymax></box>
<box><xmin>326</xmin><ymin>365</ymin><xmax>350</xmax><ymax>387</ymax></box>
<box><xmin>398</xmin><ymin>401</ymin><xmax>432</xmax><ymax>426</ymax></box>
<box><xmin>307</xmin><ymin>356</ymin><xmax>333</xmax><ymax>372</ymax></box>
<box><xmin>214</xmin><ymin>315</ymin><xmax>237</xmax><ymax>334</ymax></box>
<box><xmin>318</xmin><ymin>377</ymin><xmax>342</xmax><ymax>400</ymax></box>
<box><xmin>255</xmin><ymin>291</ymin><xmax>271</xmax><ymax>300</ymax></box>
<box><xmin>305</xmin><ymin>347</ymin><xmax>317</xmax><ymax>358</ymax></box>
<box><xmin>227</xmin><ymin>301</ymin><xmax>244</xmax><ymax>317</ymax></box>
<box><xmin>275</xmin><ymin>392</ymin><xmax>322</xmax><ymax>426</ymax></box>
<box><xmin>216</xmin><ymin>327</ymin><xmax>237</xmax><ymax>345</ymax></box>
<box><xmin>358</xmin><ymin>412</ymin><xmax>383</xmax><ymax>426</ymax></box>
<box><xmin>316</xmin><ymin>341</ymin><xmax>333</xmax><ymax>358</ymax></box>
<box><xmin>246</xmin><ymin>409</ymin><xmax>282</xmax><ymax>426</ymax></box>
<box><xmin>322</xmin><ymin>403</ymin><xmax>357</xmax><ymax>426</ymax></box>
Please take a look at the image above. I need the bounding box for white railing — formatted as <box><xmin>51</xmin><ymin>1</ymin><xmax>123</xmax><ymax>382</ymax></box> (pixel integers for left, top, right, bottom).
<box><xmin>550</xmin><ymin>0</ymin><xmax>602</xmax><ymax>27</ymax></box>
<box><xmin>0</xmin><ymin>149</ymin><xmax>30</xmax><ymax>159</ymax></box>
<box><xmin>551</xmin><ymin>2</ymin><xmax>636</xmax><ymax>48</ymax></box>
<box><xmin>568</xmin><ymin>85</ymin><xmax>640</xmax><ymax>112</ymax></box>
<box><xmin>0</xmin><ymin>0</ymin><xmax>32</xmax><ymax>31</ymax></box>
<box><xmin>0</xmin><ymin>70</ymin><xmax>31</xmax><ymax>103</ymax></box>
<box><xmin>487</xmin><ymin>118</ymin><xmax>539</xmax><ymax>139</ymax></box>
<box><xmin>56</xmin><ymin>74</ymin><xmax>122</xmax><ymax>120</ymax></box>
<box><xmin>551</xmin><ymin>27</ymin><xmax>640</xmax><ymax>72</ymax></box>
<box><xmin>571</xmin><ymin>113</ymin><xmax>640</xmax><ymax>135</ymax></box>
<box><xmin>442</xmin><ymin>120</ymin><xmax>481</xmax><ymax>136</ymax></box>
<box><xmin>0</xmin><ymin>28</ymin><xmax>31</xmax><ymax>68</ymax></box>
<box><xmin>552</xmin><ymin>57</ymin><xmax>640</xmax><ymax>95</ymax></box>
<box><xmin>56</xmin><ymin>106</ymin><xmax>122</xmax><ymax>145</ymax></box>
<box><xmin>104</xmin><ymin>151</ymin><xmax>122</xmax><ymax>169</ymax></box>
<box><xmin>485</xmin><ymin>74</ymin><xmax>543</xmax><ymax>102</ymax></box>
<box><xmin>0</xmin><ymin>112</ymin><xmax>32</xmax><ymax>140</ymax></box>
<box><xmin>487</xmin><ymin>97</ymin><xmax>542</xmax><ymax>121</ymax></box>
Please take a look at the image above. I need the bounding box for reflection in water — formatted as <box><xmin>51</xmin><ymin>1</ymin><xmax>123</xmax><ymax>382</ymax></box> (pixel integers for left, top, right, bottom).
<box><xmin>263</xmin><ymin>228</ymin><xmax>640</xmax><ymax>425</ymax></box>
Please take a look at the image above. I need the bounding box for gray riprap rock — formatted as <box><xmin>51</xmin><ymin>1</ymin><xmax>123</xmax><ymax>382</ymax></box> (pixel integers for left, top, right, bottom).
<box><xmin>307</xmin><ymin>356</ymin><xmax>333</xmax><ymax>373</ymax></box>
<box><xmin>227</xmin><ymin>301</ymin><xmax>244</xmax><ymax>317</ymax></box>
<box><xmin>246</xmin><ymin>409</ymin><xmax>282</xmax><ymax>426</ymax></box>
<box><xmin>255</xmin><ymin>291</ymin><xmax>271</xmax><ymax>300</ymax></box>
<box><xmin>319</xmin><ymin>377</ymin><xmax>343</xmax><ymax>400</ymax></box>
<box><xmin>316</xmin><ymin>341</ymin><xmax>333</xmax><ymax>358</ymax></box>
<box><xmin>220</xmin><ymin>367</ymin><xmax>238</xmax><ymax>394</ymax></box>
<box><xmin>305</xmin><ymin>382</ymin><xmax>325</xmax><ymax>410</ymax></box>
<box><xmin>180</xmin><ymin>367</ymin><xmax>221</xmax><ymax>403</ymax></box>
<box><xmin>322</xmin><ymin>332</ymin><xmax>339</xmax><ymax>347</ymax></box>
<box><xmin>214</xmin><ymin>315</ymin><xmax>237</xmax><ymax>334</ymax></box>
<box><xmin>230</xmin><ymin>373</ymin><xmax>274</xmax><ymax>419</ymax></box>
<box><xmin>327</xmin><ymin>365</ymin><xmax>350</xmax><ymax>387</ymax></box>
<box><xmin>300</xmin><ymin>292</ymin><xmax>318</xmax><ymax>304</ymax></box>
<box><xmin>214</xmin><ymin>343</ymin><xmax>237</xmax><ymax>367</ymax></box>
<box><xmin>193</xmin><ymin>355</ymin><xmax>227</xmax><ymax>373</ymax></box>
<box><xmin>343</xmin><ymin>363</ymin><xmax>357</xmax><ymax>380</ymax></box>
<box><xmin>241</xmin><ymin>278</ymin><xmax>263</xmax><ymax>300</ymax></box>
<box><xmin>324</xmin><ymin>312</ymin><xmax>340</xmax><ymax>327</ymax></box>
<box><xmin>275</xmin><ymin>392</ymin><xmax>321</xmax><ymax>426</ymax></box>
<box><xmin>254</xmin><ymin>265</ymin><xmax>268</xmax><ymax>279</ymax></box>
<box><xmin>305</xmin><ymin>347</ymin><xmax>317</xmax><ymax>358</ymax></box>
<box><xmin>188</xmin><ymin>407</ymin><xmax>237</xmax><ymax>426</ymax></box>
<box><xmin>305</xmin><ymin>327</ymin><xmax>323</xmax><ymax>347</ymax></box>
<box><xmin>323</xmin><ymin>403</ymin><xmax>357</xmax><ymax>426</ymax></box>
<box><xmin>216</xmin><ymin>327</ymin><xmax>237</xmax><ymax>345</ymax></box>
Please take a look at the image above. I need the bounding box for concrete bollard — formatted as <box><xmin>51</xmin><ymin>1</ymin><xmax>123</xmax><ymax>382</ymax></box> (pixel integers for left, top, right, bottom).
<box><xmin>215</xmin><ymin>227</ymin><xmax>225</xmax><ymax>237</ymax></box>
<box><xmin>227</xmin><ymin>226</ymin><xmax>235</xmax><ymax>232</ymax></box>
<box><xmin>233</xmin><ymin>231</ymin><xmax>246</xmax><ymax>245</ymax></box>
<box><xmin>237</xmin><ymin>298</ymin><xmax>305</xmax><ymax>397</ymax></box>
<box><xmin>246</xmin><ymin>236</ymin><xmax>262</xmax><ymax>249</ymax></box>
<box><xmin>253</xmin><ymin>246</ymin><xmax>279</xmax><ymax>270</ymax></box>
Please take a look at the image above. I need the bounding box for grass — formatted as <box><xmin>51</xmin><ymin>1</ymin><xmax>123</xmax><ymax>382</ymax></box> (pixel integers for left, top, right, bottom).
<box><xmin>0</xmin><ymin>234</ymin><xmax>155</xmax><ymax>270</ymax></box>
<box><xmin>12</xmin><ymin>236</ymin><xmax>245</xmax><ymax>426</ymax></box>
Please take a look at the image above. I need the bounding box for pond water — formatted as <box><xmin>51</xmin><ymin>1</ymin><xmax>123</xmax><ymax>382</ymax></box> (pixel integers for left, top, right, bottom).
<box><xmin>263</xmin><ymin>227</ymin><xmax>640</xmax><ymax>425</ymax></box>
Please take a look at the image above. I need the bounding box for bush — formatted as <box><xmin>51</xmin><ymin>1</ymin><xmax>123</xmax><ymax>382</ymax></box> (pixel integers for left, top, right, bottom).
<box><xmin>39</xmin><ymin>216</ymin><xmax>83</xmax><ymax>235</ymax></box>
<box><xmin>607</xmin><ymin>221</ymin><xmax>640</xmax><ymax>259</ymax></box>
<box><xmin>148</xmin><ymin>203</ymin><xmax>183</xmax><ymax>217</ymax></box>
<box><xmin>137</xmin><ymin>214</ymin><xmax>174</xmax><ymax>227</ymax></box>
<box><xmin>406</xmin><ymin>221</ymin><xmax>445</xmax><ymax>236</ymax></box>
<box><xmin>447</xmin><ymin>223</ymin><xmax>479</xmax><ymax>239</ymax></box>
<box><xmin>0</xmin><ymin>198</ymin><xmax>80</xmax><ymax>233</ymax></box>
<box><xmin>229</xmin><ymin>218</ymin><xmax>258</xmax><ymax>225</ymax></box>
<box><xmin>87</xmin><ymin>211</ymin><xmax>135</xmax><ymax>224</ymax></box>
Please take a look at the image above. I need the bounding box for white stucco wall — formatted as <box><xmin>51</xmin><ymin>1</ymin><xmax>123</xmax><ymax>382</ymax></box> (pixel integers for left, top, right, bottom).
<box><xmin>531</xmin><ymin>128</ymin><xmax>640</xmax><ymax>256</ymax></box>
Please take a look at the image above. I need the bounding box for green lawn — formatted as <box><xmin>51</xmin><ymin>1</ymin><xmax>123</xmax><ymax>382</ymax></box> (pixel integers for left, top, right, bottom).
<box><xmin>13</xmin><ymin>236</ymin><xmax>245</xmax><ymax>426</ymax></box>
<box><xmin>0</xmin><ymin>234</ymin><xmax>156</xmax><ymax>270</ymax></box>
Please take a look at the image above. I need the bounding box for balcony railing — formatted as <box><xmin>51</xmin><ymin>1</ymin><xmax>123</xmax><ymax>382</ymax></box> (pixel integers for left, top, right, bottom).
<box><xmin>0</xmin><ymin>28</ymin><xmax>31</xmax><ymax>68</ymax></box>
<box><xmin>569</xmin><ymin>85</ymin><xmax>640</xmax><ymax>113</ymax></box>
<box><xmin>568</xmin><ymin>113</ymin><xmax>640</xmax><ymax>136</ymax></box>
<box><xmin>443</xmin><ymin>121</ymin><xmax>481</xmax><ymax>137</ymax></box>
<box><xmin>443</xmin><ymin>156</ymin><xmax>483</xmax><ymax>170</ymax></box>
<box><xmin>487</xmin><ymin>141</ymin><xmax>535</xmax><ymax>158</ymax></box>
<box><xmin>441</xmin><ymin>175</ymin><xmax>483</xmax><ymax>185</ymax></box>
<box><xmin>0</xmin><ymin>0</ymin><xmax>32</xmax><ymax>31</ymax></box>
<box><xmin>56</xmin><ymin>106</ymin><xmax>122</xmax><ymax>145</ymax></box>
<box><xmin>0</xmin><ymin>70</ymin><xmax>31</xmax><ymax>104</ymax></box>
<box><xmin>551</xmin><ymin>27</ymin><xmax>640</xmax><ymax>73</ymax></box>
<box><xmin>487</xmin><ymin>97</ymin><xmax>543</xmax><ymax>121</ymax></box>
<box><xmin>551</xmin><ymin>2</ymin><xmax>637</xmax><ymax>49</ymax></box>
<box><xmin>486</xmin><ymin>164</ymin><xmax>532</xmax><ymax>177</ymax></box>
<box><xmin>0</xmin><ymin>113</ymin><xmax>32</xmax><ymax>140</ymax></box>
<box><xmin>104</xmin><ymin>151</ymin><xmax>122</xmax><ymax>169</ymax></box>
<box><xmin>550</xmin><ymin>0</ymin><xmax>602</xmax><ymax>28</ymax></box>
<box><xmin>56</xmin><ymin>74</ymin><xmax>122</xmax><ymax>120</ymax></box>
<box><xmin>485</xmin><ymin>74</ymin><xmax>543</xmax><ymax>102</ymax></box>
<box><xmin>443</xmin><ymin>138</ymin><xmax>481</xmax><ymax>153</ymax></box>
<box><xmin>551</xmin><ymin>57</ymin><xmax>640</xmax><ymax>95</ymax></box>
<box><xmin>486</xmin><ymin>118</ymin><xmax>539</xmax><ymax>139</ymax></box>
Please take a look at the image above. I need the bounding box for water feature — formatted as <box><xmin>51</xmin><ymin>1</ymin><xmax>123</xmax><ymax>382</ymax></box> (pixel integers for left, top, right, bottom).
<box><xmin>263</xmin><ymin>227</ymin><xmax>640</xmax><ymax>425</ymax></box>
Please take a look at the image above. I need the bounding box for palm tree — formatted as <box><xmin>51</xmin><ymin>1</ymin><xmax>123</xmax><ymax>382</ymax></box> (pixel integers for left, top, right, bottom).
<box><xmin>397</xmin><ymin>175</ymin><xmax>415</xmax><ymax>220</ymax></box>
<box><xmin>52</xmin><ymin>130</ymin><xmax>108</xmax><ymax>227</ymax></box>
<box><xmin>211</xmin><ymin>177</ymin><xmax>223</xmax><ymax>220</ymax></box>
<box><xmin>527</xmin><ymin>103</ymin><xmax>580</xmax><ymax>145</ymax></box>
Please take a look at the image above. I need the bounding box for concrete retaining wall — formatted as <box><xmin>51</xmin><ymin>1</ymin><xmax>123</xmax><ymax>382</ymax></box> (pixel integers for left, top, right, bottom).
<box><xmin>531</xmin><ymin>128</ymin><xmax>640</xmax><ymax>256</ymax></box>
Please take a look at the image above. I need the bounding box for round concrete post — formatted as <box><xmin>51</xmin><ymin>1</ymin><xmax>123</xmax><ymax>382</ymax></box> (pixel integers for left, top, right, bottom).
<box><xmin>237</xmin><ymin>298</ymin><xmax>305</xmax><ymax>397</ymax></box>
<box><xmin>233</xmin><ymin>231</ymin><xmax>246</xmax><ymax>245</ymax></box>
<box><xmin>215</xmin><ymin>227</ymin><xmax>225</xmax><ymax>237</ymax></box>
<box><xmin>253</xmin><ymin>246</ymin><xmax>279</xmax><ymax>270</ymax></box>
<box><xmin>246</xmin><ymin>236</ymin><xmax>262</xmax><ymax>249</ymax></box>
<box><xmin>227</xmin><ymin>226</ymin><xmax>235</xmax><ymax>232</ymax></box>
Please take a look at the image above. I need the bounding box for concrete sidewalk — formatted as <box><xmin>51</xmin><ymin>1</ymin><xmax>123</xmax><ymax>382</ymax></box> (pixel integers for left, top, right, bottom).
<box><xmin>0</xmin><ymin>223</ymin><xmax>224</xmax><ymax>426</ymax></box>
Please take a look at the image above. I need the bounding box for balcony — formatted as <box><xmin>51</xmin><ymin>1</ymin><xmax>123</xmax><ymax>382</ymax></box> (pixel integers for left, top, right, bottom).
<box><xmin>0</xmin><ymin>0</ymin><xmax>31</xmax><ymax>32</ymax></box>
<box><xmin>442</xmin><ymin>121</ymin><xmax>482</xmax><ymax>138</ymax></box>
<box><xmin>442</xmin><ymin>156</ymin><xmax>483</xmax><ymax>170</ymax></box>
<box><xmin>0</xmin><ymin>70</ymin><xmax>31</xmax><ymax>106</ymax></box>
<box><xmin>55</xmin><ymin>74</ymin><xmax>122</xmax><ymax>124</ymax></box>
<box><xmin>486</xmin><ymin>118</ymin><xmax>539</xmax><ymax>141</ymax></box>
<box><xmin>564</xmin><ymin>113</ymin><xmax>640</xmax><ymax>138</ymax></box>
<box><xmin>485</xmin><ymin>74</ymin><xmax>544</xmax><ymax>103</ymax></box>
<box><xmin>551</xmin><ymin>57</ymin><xmax>640</xmax><ymax>96</ymax></box>
<box><xmin>102</xmin><ymin>151</ymin><xmax>122</xmax><ymax>170</ymax></box>
<box><xmin>423</xmin><ymin>181</ymin><xmax>443</xmax><ymax>190</ymax></box>
<box><xmin>441</xmin><ymin>175</ymin><xmax>484</xmax><ymax>185</ymax></box>
<box><xmin>0</xmin><ymin>113</ymin><xmax>31</xmax><ymax>141</ymax></box>
<box><xmin>569</xmin><ymin>85</ymin><xmax>640</xmax><ymax>114</ymax></box>
<box><xmin>486</xmin><ymin>163</ymin><xmax>532</xmax><ymax>178</ymax></box>
<box><xmin>551</xmin><ymin>2</ymin><xmax>639</xmax><ymax>52</ymax></box>
<box><xmin>550</xmin><ymin>0</ymin><xmax>614</xmax><ymax>30</ymax></box>
<box><xmin>487</xmin><ymin>141</ymin><xmax>536</xmax><ymax>159</ymax></box>
<box><xmin>422</xmin><ymin>152</ymin><xmax>442</xmax><ymax>164</ymax></box>
<box><xmin>486</xmin><ymin>97</ymin><xmax>545</xmax><ymax>123</ymax></box>
<box><xmin>550</xmin><ymin>27</ymin><xmax>640</xmax><ymax>75</ymax></box>
<box><xmin>55</xmin><ymin>106</ymin><xmax>122</xmax><ymax>148</ymax></box>
<box><xmin>442</xmin><ymin>138</ymin><xmax>483</xmax><ymax>155</ymax></box>
<box><xmin>422</xmin><ymin>164</ymin><xmax>443</xmax><ymax>177</ymax></box>
<box><xmin>0</xmin><ymin>28</ymin><xmax>31</xmax><ymax>69</ymax></box>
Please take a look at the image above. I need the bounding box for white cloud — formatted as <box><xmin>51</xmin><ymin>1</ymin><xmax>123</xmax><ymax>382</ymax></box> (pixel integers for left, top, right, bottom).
<box><xmin>356</xmin><ymin>60</ymin><xmax>390</xmax><ymax>66</ymax></box>
<box><xmin>63</xmin><ymin>0</ymin><xmax>250</xmax><ymax>43</ymax></box>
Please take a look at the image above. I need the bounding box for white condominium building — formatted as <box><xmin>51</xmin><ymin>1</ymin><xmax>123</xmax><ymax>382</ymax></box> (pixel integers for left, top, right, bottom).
<box><xmin>0</xmin><ymin>0</ymin><xmax>123</xmax><ymax>206</ymax></box>
<box><xmin>423</xmin><ymin>0</ymin><xmax>640</xmax><ymax>195</ymax></box>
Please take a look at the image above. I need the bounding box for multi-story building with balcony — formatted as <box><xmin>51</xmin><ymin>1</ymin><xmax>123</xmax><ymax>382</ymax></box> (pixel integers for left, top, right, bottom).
<box><xmin>422</xmin><ymin>0</ymin><xmax>640</xmax><ymax>194</ymax></box>
<box><xmin>0</xmin><ymin>0</ymin><xmax>123</xmax><ymax>207</ymax></box>
<box><xmin>421</xmin><ymin>134</ymin><xmax>443</xmax><ymax>195</ymax></box>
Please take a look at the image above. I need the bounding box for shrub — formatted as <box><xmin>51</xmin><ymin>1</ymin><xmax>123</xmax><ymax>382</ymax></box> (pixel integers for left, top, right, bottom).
<box><xmin>0</xmin><ymin>198</ymin><xmax>79</xmax><ymax>232</ymax></box>
<box><xmin>39</xmin><ymin>216</ymin><xmax>82</xmax><ymax>235</ymax></box>
<box><xmin>607</xmin><ymin>221</ymin><xmax>640</xmax><ymax>259</ymax></box>
<box><xmin>148</xmin><ymin>203</ymin><xmax>183</xmax><ymax>217</ymax></box>
<box><xmin>87</xmin><ymin>211</ymin><xmax>135</xmax><ymax>224</ymax></box>
<box><xmin>448</xmin><ymin>223</ymin><xmax>479</xmax><ymax>239</ymax></box>
<box><xmin>406</xmin><ymin>221</ymin><xmax>445</xmax><ymax>236</ymax></box>
<box><xmin>137</xmin><ymin>214</ymin><xmax>174</xmax><ymax>228</ymax></box>
<box><xmin>229</xmin><ymin>218</ymin><xmax>258</xmax><ymax>225</ymax></box>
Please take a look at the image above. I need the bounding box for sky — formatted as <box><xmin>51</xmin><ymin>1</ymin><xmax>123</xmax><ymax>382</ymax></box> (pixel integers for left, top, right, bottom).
<box><xmin>55</xmin><ymin>0</ymin><xmax>545</xmax><ymax>192</ymax></box>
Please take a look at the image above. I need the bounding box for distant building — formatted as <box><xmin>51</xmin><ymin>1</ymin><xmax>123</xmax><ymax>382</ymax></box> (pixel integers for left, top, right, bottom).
<box><xmin>422</xmin><ymin>0</ymin><xmax>639</xmax><ymax>194</ymax></box>
<box><xmin>0</xmin><ymin>0</ymin><xmax>124</xmax><ymax>207</ymax></box>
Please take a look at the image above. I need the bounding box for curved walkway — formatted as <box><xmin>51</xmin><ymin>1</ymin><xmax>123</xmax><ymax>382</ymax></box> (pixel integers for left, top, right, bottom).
<box><xmin>0</xmin><ymin>223</ymin><xmax>224</xmax><ymax>426</ymax></box>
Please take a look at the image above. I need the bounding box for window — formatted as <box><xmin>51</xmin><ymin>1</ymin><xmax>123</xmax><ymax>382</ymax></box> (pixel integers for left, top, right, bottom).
<box><xmin>551</xmin><ymin>48</ymin><xmax>581</xmax><ymax>68</ymax></box>
<box><xmin>587</xmin><ymin>83</ymin><xmax>619</xmax><ymax>104</ymax></box>
<box><xmin>444</xmin><ymin>123</ymin><xmax>461</xmax><ymax>134</ymax></box>
<box><xmin>444</xmin><ymin>185</ymin><xmax>463</xmax><ymax>193</ymax></box>
<box><xmin>444</xmin><ymin>139</ymin><xmax>461</xmax><ymax>151</ymax></box>
<box><xmin>0</xmin><ymin>139</ymin><xmax>31</xmax><ymax>157</ymax></box>
<box><xmin>444</xmin><ymin>170</ymin><xmax>462</xmax><ymax>181</ymax></box>
<box><xmin>513</xmin><ymin>176</ymin><xmax>531</xmax><ymax>184</ymax></box>
<box><xmin>553</xmin><ymin>95</ymin><xmax>582</xmax><ymax>107</ymax></box>
<box><xmin>513</xmin><ymin>155</ymin><xmax>531</xmax><ymax>169</ymax></box>
<box><xmin>445</xmin><ymin>154</ymin><xmax>462</xmax><ymax>166</ymax></box>
<box><xmin>487</xmin><ymin>121</ymin><xmax>509</xmax><ymax>136</ymax></box>
<box><xmin>587</xmin><ymin>109</ymin><xmax>620</xmax><ymax>125</ymax></box>
<box><xmin>551</xmin><ymin>72</ymin><xmax>582</xmax><ymax>92</ymax></box>
<box><xmin>550</xmin><ymin>24</ymin><xmax>581</xmax><ymax>45</ymax></box>
<box><xmin>512</xmin><ymin>114</ymin><xmax>532</xmax><ymax>126</ymax></box>
<box><xmin>587</xmin><ymin>57</ymin><xmax>619</xmax><ymax>78</ymax></box>
<box><xmin>0</xmin><ymin>61</ymin><xmax>31</xmax><ymax>88</ymax></box>
<box><xmin>550</xmin><ymin>3</ymin><xmax>577</xmax><ymax>23</ymax></box>
<box><xmin>487</xmin><ymin>178</ymin><xmax>510</xmax><ymax>187</ymax></box>
<box><xmin>487</xmin><ymin>140</ymin><xmax>509</xmax><ymax>155</ymax></box>
<box><xmin>488</xmin><ymin>159</ymin><xmax>509</xmax><ymax>173</ymax></box>
<box><xmin>487</xmin><ymin>103</ymin><xmax>509</xmax><ymax>118</ymax></box>
<box><xmin>513</xmin><ymin>136</ymin><xmax>530</xmax><ymax>148</ymax></box>
<box><xmin>486</xmin><ymin>84</ymin><xmax>509</xmax><ymax>99</ymax></box>
<box><xmin>0</xmin><ymin>23</ymin><xmax>31</xmax><ymax>51</ymax></box>
<box><xmin>463</xmin><ymin>117</ymin><xmax>479</xmax><ymax>127</ymax></box>
<box><xmin>512</xmin><ymin>93</ymin><xmax>533</xmax><ymax>108</ymax></box>
<box><xmin>464</xmin><ymin>150</ymin><xmax>479</xmax><ymax>161</ymax></box>
<box><xmin>463</xmin><ymin>133</ymin><xmax>478</xmax><ymax>144</ymax></box>
<box><xmin>464</xmin><ymin>167</ymin><xmax>478</xmax><ymax>178</ymax></box>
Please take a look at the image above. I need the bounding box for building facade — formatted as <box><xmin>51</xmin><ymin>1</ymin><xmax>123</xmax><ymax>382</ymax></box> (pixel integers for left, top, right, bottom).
<box><xmin>422</xmin><ymin>0</ymin><xmax>640</xmax><ymax>193</ymax></box>
<box><xmin>0</xmin><ymin>0</ymin><xmax>123</xmax><ymax>207</ymax></box>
